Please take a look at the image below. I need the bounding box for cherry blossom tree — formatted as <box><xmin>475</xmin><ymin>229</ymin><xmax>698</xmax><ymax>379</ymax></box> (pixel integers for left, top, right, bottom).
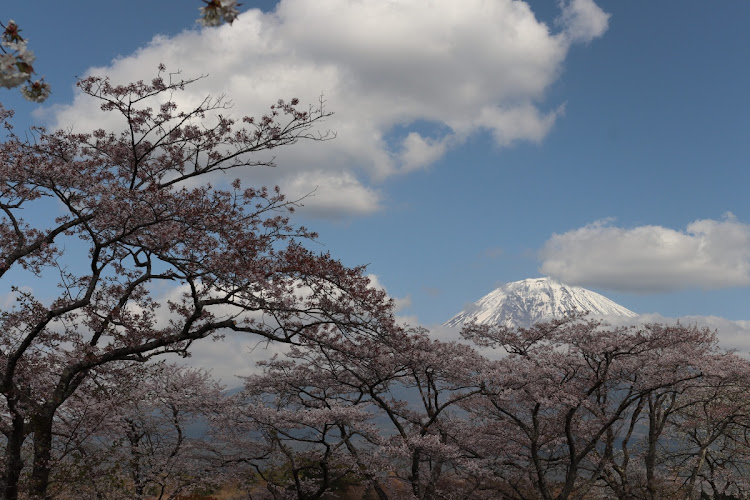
<box><xmin>218</xmin><ymin>391</ymin><xmax>375</xmax><ymax>499</ymax></box>
<box><xmin>219</xmin><ymin>325</ymin><xmax>485</xmax><ymax>499</ymax></box>
<box><xmin>201</xmin><ymin>312</ymin><xmax>750</xmax><ymax>500</ymax></box>
<box><xmin>214</xmin><ymin>338</ymin><xmax>400</xmax><ymax>498</ymax></box>
<box><xmin>49</xmin><ymin>362</ymin><xmax>230</xmax><ymax>500</ymax></box>
<box><xmin>0</xmin><ymin>66</ymin><xmax>396</xmax><ymax>499</ymax></box>
<box><xmin>460</xmin><ymin>318</ymin><xmax>750</xmax><ymax>500</ymax></box>
<box><xmin>639</xmin><ymin>355</ymin><xmax>750</xmax><ymax>499</ymax></box>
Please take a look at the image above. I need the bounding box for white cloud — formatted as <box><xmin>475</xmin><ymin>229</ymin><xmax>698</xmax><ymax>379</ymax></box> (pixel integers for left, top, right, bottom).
<box><xmin>557</xmin><ymin>0</ymin><xmax>611</xmax><ymax>43</ymax></box>
<box><xmin>366</xmin><ymin>274</ymin><xmax>412</xmax><ymax>314</ymax></box>
<box><xmin>178</xmin><ymin>335</ymin><xmax>290</xmax><ymax>387</ymax></box>
<box><xmin>283</xmin><ymin>170</ymin><xmax>382</xmax><ymax>218</ymax></box>
<box><xmin>476</xmin><ymin>103</ymin><xmax>563</xmax><ymax>146</ymax></box>
<box><xmin>539</xmin><ymin>214</ymin><xmax>750</xmax><ymax>293</ymax></box>
<box><xmin>46</xmin><ymin>0</ymin><xmax>609</xmax><ymax>217</ymax></box>
<box><xmin>398</xmin><ymin>133</ymin><xmax>451</xmax><ymax>173</ymax></box>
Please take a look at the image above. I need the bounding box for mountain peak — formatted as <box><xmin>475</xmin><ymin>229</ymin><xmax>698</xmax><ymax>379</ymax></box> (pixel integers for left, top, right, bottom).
<box><xmin>444</xmin><ymin>277</ymin><xmax>637</xmax><ymax>328</ymax></box>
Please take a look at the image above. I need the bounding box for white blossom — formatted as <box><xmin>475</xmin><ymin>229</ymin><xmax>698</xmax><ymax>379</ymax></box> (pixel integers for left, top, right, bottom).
<box><xmin>198</xmin><ymin>0</ymin><xmax>240</xmax><ymax>27</ymax></box>
<box><xmin>0</xmin><ymin>53</ymin><xmax>28</xmax><ymax>89</ymax></box>
<box><xmin>20</xmin><ymin>79</ymin><xmax>50</xmax><ymax>102</ymax></box>
<box><xmin>1</xmin><ymin>19</ymin><xmax>50</xmax><ymax>101</ymax></box>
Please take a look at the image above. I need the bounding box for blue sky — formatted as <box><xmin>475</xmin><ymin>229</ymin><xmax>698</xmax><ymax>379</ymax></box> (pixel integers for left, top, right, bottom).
<box><xmin>4</xmin><ymin>0</ymin><xmax>750</xmax><ymax>344</ymax></box>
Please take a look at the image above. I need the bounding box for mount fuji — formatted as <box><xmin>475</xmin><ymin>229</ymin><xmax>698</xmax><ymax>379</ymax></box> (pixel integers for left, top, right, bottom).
<box><xmin>444</xmin><ymin>277</ymin><xmax>638</xmax><ymax>328</ymax></box>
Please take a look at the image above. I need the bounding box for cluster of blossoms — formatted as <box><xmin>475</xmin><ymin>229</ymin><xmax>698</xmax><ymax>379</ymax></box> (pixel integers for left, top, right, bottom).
<box><xmin>0</xmin><ymin>20</ymin><xmax>50</xmax><ymax>102</ymax></box>
<box><xmin>2</xmin><ymin>0</ymin><xmax>244</xmax><ymax>104</ymax></box>
<box><xmin>199</xmin><ymin>0</ymin><xmax>241</xmax><ymax>27</ymax></box>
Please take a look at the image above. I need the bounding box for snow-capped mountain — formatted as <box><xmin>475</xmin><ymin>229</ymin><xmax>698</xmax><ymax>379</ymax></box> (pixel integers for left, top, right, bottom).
<box><xmin>444</xmin><ymin>277</ymin><xmax>638</xmax><ymax>328</ymax></box>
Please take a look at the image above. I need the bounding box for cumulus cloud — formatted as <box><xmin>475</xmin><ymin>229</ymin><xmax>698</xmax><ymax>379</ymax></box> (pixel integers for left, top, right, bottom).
<box><xmin>539</xmin><ymin>214</ymin><xmax>750</xmax><ymax>293</ymax></box>
<box><xmin>283</xmin><ymin>171</ymin><xmax>382</xmax><ymax>218</ymax></box>
<box><xmin>46</xmin><ymin>0</ymin><xmax>609</xmax><ymax>217</ymax></box>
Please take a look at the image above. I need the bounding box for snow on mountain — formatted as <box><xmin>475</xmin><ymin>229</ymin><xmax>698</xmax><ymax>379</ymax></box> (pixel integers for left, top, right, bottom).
<box><xmin>444</xmin><ymin>277</ymin><xmax>638</xmax><ymax>328</ymax></box>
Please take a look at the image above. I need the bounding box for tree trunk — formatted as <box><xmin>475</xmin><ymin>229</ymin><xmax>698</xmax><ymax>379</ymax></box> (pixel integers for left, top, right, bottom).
<box><xmin>684</xmin><ymin>447</ymin><xmax>708</xmax><ymax>500</ymax></box>
<box><xmin>28</xmin><ymin>413</ymin><xmax>54</xmax><ymax>500</ymax></box>
<box><xmin>2</xmin><ymin>412</ymin><xmax>27</xmax><ymax>500</ymax></box>
<box><xmin>410</xmin><ymin>449</ymin><xmax>422</xmax><ymax>499</ymax></box>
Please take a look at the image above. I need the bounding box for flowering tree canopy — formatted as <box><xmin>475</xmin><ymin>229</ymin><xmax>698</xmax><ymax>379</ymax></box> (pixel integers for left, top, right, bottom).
<box><xmin>0</xmin><ymin>67</ymin><xmax>396</xmax><ymax>499</ymax></box>
<box><xmin>50</xmin><ymin>362</ymin><xmax>229</xmax><ymax>500</ymax></box>
<box><xmin>223</xmin><ymin>317</ymin><xmax>750</xmax><ymax>500</ymax></box>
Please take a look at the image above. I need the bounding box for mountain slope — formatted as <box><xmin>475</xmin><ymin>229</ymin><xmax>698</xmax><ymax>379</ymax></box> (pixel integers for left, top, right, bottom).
<box><xmin>444</xmin><ymin>277</ymin><xmax>638</xmax><ymax>328</ymax></box>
